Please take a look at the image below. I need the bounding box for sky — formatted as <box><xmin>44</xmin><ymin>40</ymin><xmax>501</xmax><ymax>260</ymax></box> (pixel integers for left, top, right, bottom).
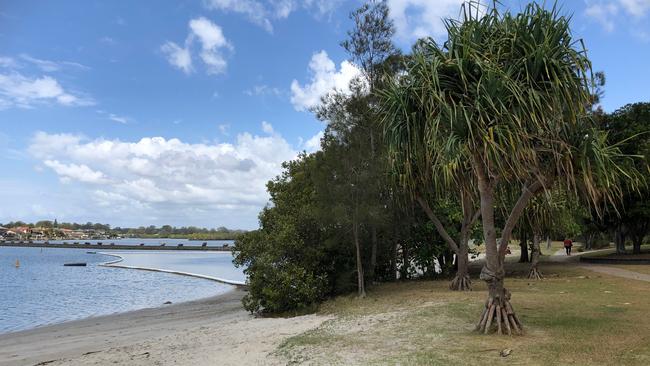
<box><xmin>0</xmin><ymin>0</ymin><xmax>649</xmax><ymax>230</ymax></box>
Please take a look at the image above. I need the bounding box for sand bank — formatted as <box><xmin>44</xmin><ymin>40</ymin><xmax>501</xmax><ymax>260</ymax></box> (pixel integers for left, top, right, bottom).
<box><xmin>0</xmin><ymin>289</ymin><xmax>329</xmax><ymax>366</ymax></box>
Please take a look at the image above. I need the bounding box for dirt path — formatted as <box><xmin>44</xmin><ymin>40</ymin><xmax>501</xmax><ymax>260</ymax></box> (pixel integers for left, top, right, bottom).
<box><xmin>579</xmin><ymin>264</ymin><xmax>650</xmax><ymax>283</ymax></box>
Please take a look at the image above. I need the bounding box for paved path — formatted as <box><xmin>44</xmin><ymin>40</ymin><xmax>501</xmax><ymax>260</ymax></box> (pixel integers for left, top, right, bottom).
<box><xmin>579</xmin><ymin>264</ymin><xmax>650</xmax><ymax>283</ymax></box>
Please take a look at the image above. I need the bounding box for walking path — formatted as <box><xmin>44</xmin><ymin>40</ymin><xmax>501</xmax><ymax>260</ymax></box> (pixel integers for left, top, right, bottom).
<box><xmin>579</xmin><ymin>264</ymin><xmax>650</xmax><ymax>283</ymax></box>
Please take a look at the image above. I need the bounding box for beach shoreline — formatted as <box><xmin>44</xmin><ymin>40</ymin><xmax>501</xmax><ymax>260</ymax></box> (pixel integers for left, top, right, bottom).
<box><xmin>0</xmin><ymin>288</ymin><xmax>329</xmax><ymax>366</ymax></box>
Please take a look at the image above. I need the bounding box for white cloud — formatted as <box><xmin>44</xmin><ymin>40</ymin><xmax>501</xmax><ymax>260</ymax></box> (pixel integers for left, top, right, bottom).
<box><xmin>585</xmin><ymin>3</ymin><xmax>618</xmax><ymax>32</ymax></box>
<box><xmin>203</xmin><ymin>0</ymin><xmax>343</xmax><ymax>33</ymax></box>
<box><xmin>388</xmin><ymin>0</ymin><xmax>465</xmax><ymax>42</ymax></box>
<box><xmin>218</xmin><ymin>123</ymin><xmax>230</xmax><ymax>135</ymax></box>
<box><xmin>0</xmin><ymin>72</ymin><xmax>92</xmax><ymax>109</ymax></box>
<box><xmin>584</xmin><ymin>0</ymin><xmax>650</xmax><ymax>32</ymax></box>
<box><xmin>96</xmin><ymin>109</ymin><xmax>130</xmax><ymax>124</ymax></box>
<box><xmin>161</xmin><ymin>17</ymin><xmax>231</xmax><ymax>75</ymax></box>
<box><xmin>29</xmin><ymin>130</ymin><xmax>300</xmax><ymax>225</ymax></box>
<box><xmin>17</xmin><ymin>54</ymin><xmax>90</xmax><ymax>72</ymax></box>
<box><xmin>43</xmin><ymin>160</ymin><xmax>108</xmax><ymax>184</ymax></box>
<box><xmin>244</xmin><ymin>84</ymin><xmax>282</xmax><ymax>97</ymax></box>
<box><xmin>19</xmin><ymin>54</ymin><xmax>60</xmax><ymax>72</ymax></box>
<box><xmin>0</xmin><ymin>56</ymin><xmax>18</xmax><ymax>68</ymax></box>
<box><xmin>261</xmin><ymin>120</ymin><xmax>274</xmax><ymax>134</ymax></box>
<box><xmin>303</xmin><ymin>130</ymin><xmax>323</xmax><ymax>152</ymax></box>
<box><xmin>619</xmin><ymin>0</ymin><xmax>650</xmax><ymax>16</ymax></box>
<box><xmin>108</xmin><ymin>114</ymin><xmax>128</xmax><ymax>124</ymax></box>
<box><xmin>161</xmin><ymin>41</ymin><xmax>193</xmax><ymax>74</ymax></box>
<box><xmin>204</xmin><ymin>0</ymin><xmax>274</xmax><ymax>32</ymax></box>
<box><xmin>189</xmin><ymin>17</ymin><xmax>231</xmax><ymax>75</ymax></box>
<box><xmin>290</xmin><ymin>50</ymin><xmax>361</xmax><ymax>111</ymax></box>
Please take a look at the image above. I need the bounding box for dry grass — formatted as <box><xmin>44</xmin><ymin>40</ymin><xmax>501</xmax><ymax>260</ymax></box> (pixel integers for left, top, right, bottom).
<box><xmin>278</xmin><ymin>262</ymin><xmax>650</xmax><ymax>365</ymax></box>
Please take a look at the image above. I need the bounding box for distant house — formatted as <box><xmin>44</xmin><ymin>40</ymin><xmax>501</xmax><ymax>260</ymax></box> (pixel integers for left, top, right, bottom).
<box><xmin>14</xmin><ymin>226</ymin><xmax>31</xmax><ymax>236</ymax></box>
<box><xmin>31</xmin><ymin>228</ymin><xmax>48</xmax><ymax>240</ymax></box>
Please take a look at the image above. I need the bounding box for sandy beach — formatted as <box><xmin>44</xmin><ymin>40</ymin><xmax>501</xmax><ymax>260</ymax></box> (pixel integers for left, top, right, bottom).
<box><xmin>0</xmin><ymin>288</ymin><xmax>329</xmax><ymax>366</ymax></box>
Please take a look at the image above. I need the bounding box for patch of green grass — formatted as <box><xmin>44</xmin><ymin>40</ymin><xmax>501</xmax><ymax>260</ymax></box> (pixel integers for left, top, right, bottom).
<box><xmin>278</xmin><ymin>262</ymin><xmax>650</xmax><ymax>365</ymax></box>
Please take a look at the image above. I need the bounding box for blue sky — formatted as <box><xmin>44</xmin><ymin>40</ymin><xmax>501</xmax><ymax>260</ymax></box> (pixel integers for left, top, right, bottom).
<box><xmin>0</xmin><ymin>0</ymin><xmax>649</xmax><ymax>229</ymax></box>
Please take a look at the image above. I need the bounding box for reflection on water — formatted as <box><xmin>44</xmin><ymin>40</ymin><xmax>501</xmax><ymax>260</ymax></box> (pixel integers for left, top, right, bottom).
<box><xmin>0</xmin><ymin>246</ymin><xmax>234</xmax><ymax>334</ymax></box>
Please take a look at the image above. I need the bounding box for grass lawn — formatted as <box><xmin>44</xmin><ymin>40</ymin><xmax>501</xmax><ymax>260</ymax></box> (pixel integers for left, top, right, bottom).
<box><xmin>278</xmin><ymin>262</ymin><xmax>650</xmax><ymax>365</ymax></box>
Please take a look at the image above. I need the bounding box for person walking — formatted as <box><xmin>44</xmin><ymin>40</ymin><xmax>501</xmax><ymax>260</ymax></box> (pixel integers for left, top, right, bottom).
<box><xmin>563</xmin><ymin>238</ymin><xmax>573</xmax><ymax>255</ymax></box>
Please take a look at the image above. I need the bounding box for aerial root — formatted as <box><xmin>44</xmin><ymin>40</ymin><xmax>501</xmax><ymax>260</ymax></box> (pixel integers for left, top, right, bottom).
<box><xmin>476</xmin><ymin>297</ymin><xmax>523</xmax><ymax>335</ymax></box>
<box><xmin>449</xmin><ymin>274</ymin><xmax>472</xmax><ymax>291</ymax></box>
<box><xmin>527</xmin><ymin>267</ymin><xmax>543</xmax><ymax>280</ymax></box>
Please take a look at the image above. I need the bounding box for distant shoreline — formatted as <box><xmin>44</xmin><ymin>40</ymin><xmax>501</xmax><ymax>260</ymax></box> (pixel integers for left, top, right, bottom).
<box><xmin>0</xmin><ymin>242</ymin><xmax>233</xmax><ymax>251</ymax></box>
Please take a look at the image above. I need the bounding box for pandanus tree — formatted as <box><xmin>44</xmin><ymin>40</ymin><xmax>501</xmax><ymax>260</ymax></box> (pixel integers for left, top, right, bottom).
<box><xmin>515</xmin><ymin>189</ymin><xmax>570</xmax><ymax>280</ymax></box>
<box><xmin>379</xmin><ymin>2</ymin><xmax>637</xmax><ymax>334</ymax></box>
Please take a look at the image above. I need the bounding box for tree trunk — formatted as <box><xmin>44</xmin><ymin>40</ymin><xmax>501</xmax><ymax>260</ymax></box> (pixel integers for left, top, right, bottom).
<box><xmin>353</xmin><ymin>219</ymin><xmax>366</xmax><ymax>298</ymax></box>
<box><xmin>391</xmin><ymin>240</ymin><xmax>398</xmax><ymax>281</ymax></box>
<box><xmin>615</xmin><ymin>226</ymin><xmax>626</xmax><ymax>254</ymax></box>
<box><xmin>632</xmin><ymin>237</ymin><xmax>642</xmax><ymax>255</ymax></box>
<box><xmin>476</xmin><ymin>275</ymin><xmax>522</xmax><ymax>335</ymax></box>
<box><xmin>474</xmin><ymin>162</ymin><xmax>534</xmax><ymax>335</ymax></box>
<box><xmin>369</xmin><ymin>226</ymin><xmax>377</xmax><ymax>282</ymax></box>
<box><xmin>519</xmin><ymin>231</ymin><xmax>529</xmax><ymax>263</ymax></box>
<box><xmin>546</xmin><ymin>236</ymin><xmax>552</xmax><ymax>250</ymax></box>
<box><xmin>400</xmin><ymin>242</ymin><xmax>409</xmax><ymax>280</ymax></box>
<box><xmin>584</xmin><ymin>233</ymin><xmax>594</xmax><ymax>251</ymax></box>
<box><xmin>528</xmin><ymin>234</ymin><xmax>543</xmax><ymax>280</ymax></box>
<box><xmin>450</xmin><ymin>246</ymin><xmax>471</xmax><ymax>291</ymax></box>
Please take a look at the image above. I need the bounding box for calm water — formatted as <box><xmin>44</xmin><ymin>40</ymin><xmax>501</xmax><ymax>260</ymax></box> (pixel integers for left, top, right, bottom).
<box><xmin>110</xmin><ymin>251</ymin><xmax>246</xmax><ymax>284</ymax></box>
<box><xmin>0</xmin><ymin>246</ymin><xmax>242</xmax><ymax>334</ymax></box>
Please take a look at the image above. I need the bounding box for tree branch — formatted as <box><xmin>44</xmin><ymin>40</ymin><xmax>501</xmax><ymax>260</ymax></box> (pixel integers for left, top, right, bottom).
<box><xmin>498</xmin><ymin>179</ymin><xmax>546</xmax><ymax>258</ymax></box>
<box><xmin>416</xmin><ymin>195</ymin><xmax>460</xmax><ymax>253</ymax></box>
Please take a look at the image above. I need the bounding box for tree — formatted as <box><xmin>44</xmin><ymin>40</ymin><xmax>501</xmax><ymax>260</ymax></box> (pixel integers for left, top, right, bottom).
<box><xmin>379</xmin><ymin>2</ymin><xmax>635</xmax><ymax>334</ymax></box>
<box><xmin>339</xmin><ymin>0</ymin><xmax>399</xmax><ymax>285</ymax></box>
<box><xmin>602</xmin><ymin>103</ymin><xmax>650</xmax><ymax>254</ymax></box>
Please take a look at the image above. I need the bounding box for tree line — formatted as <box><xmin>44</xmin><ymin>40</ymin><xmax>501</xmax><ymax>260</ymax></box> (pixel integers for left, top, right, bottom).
<box><xmin>233</xmin><ymin>0</ymin><xmax>649</xmax><ymax>335</ymax></box>
<box><xmin>1</xmin><ymin>221</ymin><xmax>245</xmax><ymax>240</ymax></box>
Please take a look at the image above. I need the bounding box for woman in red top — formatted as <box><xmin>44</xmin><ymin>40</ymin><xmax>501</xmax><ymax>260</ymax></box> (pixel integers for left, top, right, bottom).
<box><xmin>564</xmin><ymin>238</ymin><xmax>573</xmax><ymax>255</ymax></box>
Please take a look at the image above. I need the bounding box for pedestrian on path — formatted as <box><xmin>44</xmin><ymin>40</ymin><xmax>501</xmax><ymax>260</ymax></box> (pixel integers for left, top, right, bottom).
<box><xmin>564</xmin><ymin>238</ymin><xmax>573</xmax><ymax>255</ymax></box>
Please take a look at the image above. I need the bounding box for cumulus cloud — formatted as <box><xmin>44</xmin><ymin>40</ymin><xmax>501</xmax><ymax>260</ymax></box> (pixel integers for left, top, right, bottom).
<box><xmin>161</xmin><ymin>17</ymin><xmax>231</xmax><ymax>75</ymax></box>
<box><xmin>303</xmin><ymin>130</ymin><xmax>323</xmax><ymax>152</ymax></box>
<box><xmin>0</xmin><ymin>72</ymin><xmax>93</xmax><ymax>109</ymax></box>
<box><xmin>189</xmin><ymin>17</ymin><xmax>232</xmax><ymax>74</ymax></box>
<box><xmin>387</xmin><ymin>0</ymin><xmax>465</xmax><ymax>42</ymax></box>
<box><xmin>161</xmin><ymin>41</ymin><xmax>193</xmax><ymax>74</ymax></box>
<box><xmin>261</xmin><ymin>120</ymin><xmax>274</xmax><ymax>134</ymax></box>
<box><xmin>203</xmin><ymin>0</ymin><xmax>343</xmax><ymax>33</ymax></box>
<box><xmin>43</xmin><ymin>160</ymin><xmax>108</xmax><ymax>184</ymax></box>
<box><xmin>584</xmin><ymin>0</ymin><xmax>650</xmax><ymax>33</ymax></box>
<box><xmin>29</xmin><ymin>130</ymin><xmax>299</xmax><ymax>225</ymax></box>
<box><xmin>290</xmin><ymin>50</ymin><xmax>361</xmax><ymax>111</ymax></box>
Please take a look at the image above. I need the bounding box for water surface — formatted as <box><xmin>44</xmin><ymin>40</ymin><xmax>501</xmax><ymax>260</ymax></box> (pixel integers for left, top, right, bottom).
<box><xmin>0</xmin><ymin>246</ymin><xmax>235</xmax><ymax>334</ymax></box>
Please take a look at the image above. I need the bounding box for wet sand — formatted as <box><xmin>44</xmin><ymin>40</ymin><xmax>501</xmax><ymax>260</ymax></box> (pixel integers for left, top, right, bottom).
<box><xmin>0</xmin><ymin>289</ymin><xmax>329</xmax><ymax>366</ymax></box>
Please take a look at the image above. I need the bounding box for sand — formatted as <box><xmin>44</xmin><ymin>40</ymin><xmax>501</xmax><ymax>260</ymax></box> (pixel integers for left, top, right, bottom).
<box><xmin>0</xmin><ymin>289</ymin><xmax>330</xmax><ymax>366</ymax></box>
